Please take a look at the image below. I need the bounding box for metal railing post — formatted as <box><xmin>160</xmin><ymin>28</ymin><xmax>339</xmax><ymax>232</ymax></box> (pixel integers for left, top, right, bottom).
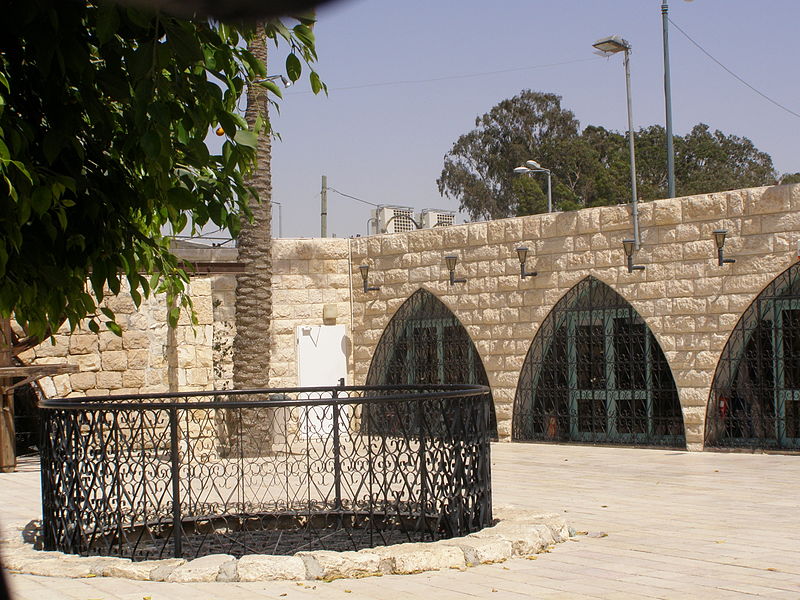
<box><xmin>332</xmin><ymin>389</ymin><xmax>342</xmax><ymax>512</ymax></box>
<box><xmin>169</xmin><ymin>406</ymin><xmax>182</xmax><ymax>557</ymax></box>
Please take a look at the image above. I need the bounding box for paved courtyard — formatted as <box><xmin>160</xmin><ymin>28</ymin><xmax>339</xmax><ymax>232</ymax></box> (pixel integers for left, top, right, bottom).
<box><xmin>2</xmin><ymin>443</ymin><xmax>799</xmax><ymax>599</ymax></box>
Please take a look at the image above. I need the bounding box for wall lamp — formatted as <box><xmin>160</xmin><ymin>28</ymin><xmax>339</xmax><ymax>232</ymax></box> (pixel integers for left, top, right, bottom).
<box><xmin>516</xmin><ymin>247</ymin><xmax>537</xmax><ymax>279</ymax></box>
<box><xmin>445</xmin><ymin>255</ymin><xmax>466</xmax><ymax>286</ymax></box>
<box><xmin>358</xmin><ymin>264</ymin><xmax>381</xmax><ymax>293</ymax></box>
<box><xmin>622</xmin><ymin>239</ymin><xmax>645</xmax><ymax>273</ymax></box>
<box><xmin>713</xmin><ymin>230</ymin><xmax>735</xmax><ymax>266</ymax></box>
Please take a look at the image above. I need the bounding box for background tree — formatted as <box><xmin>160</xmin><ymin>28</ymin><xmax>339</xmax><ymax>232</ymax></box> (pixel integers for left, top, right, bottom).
<box><xmin>437</xmin><ymin>90</ymin><xmax>580</xmax><ymax>220</ymax></box>
<box><xmin>439</xmin><ymin>90</ymin><xmax>781</xmax><ymax>219</ymax></box>
<box><xmin>0</xmin><ymin>1</ymin><xmax>322</xmax><ymax>347</ymax></box>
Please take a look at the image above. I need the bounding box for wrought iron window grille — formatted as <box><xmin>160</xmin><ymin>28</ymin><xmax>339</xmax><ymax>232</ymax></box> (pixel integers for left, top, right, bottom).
<box><xmin>513</xmin><ymin>276</ymin><xmax>685</xmax><ymax>447</ymax></box>
<box><xmin>707</xmin><ymin>262</ymin><xmax>800</xmax><ymax>450</ymax></box>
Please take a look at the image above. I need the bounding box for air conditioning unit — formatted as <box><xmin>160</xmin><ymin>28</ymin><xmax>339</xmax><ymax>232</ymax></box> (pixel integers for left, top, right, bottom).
<box><xmin>373</xmin><ymin>206</ymin><xmax>417</xmax><ymax>234</ymax></box>
<box><xmin>420</xmin><ymin>209</ymin><xmax>455</xmax><ymax>229</ymax></box>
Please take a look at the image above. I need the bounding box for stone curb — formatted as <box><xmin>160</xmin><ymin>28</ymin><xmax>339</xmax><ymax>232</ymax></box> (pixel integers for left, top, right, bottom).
<box><xmin>1</xmin><ymin>509</ymin><xmax>574</xmax><ymax>582</ymax></box>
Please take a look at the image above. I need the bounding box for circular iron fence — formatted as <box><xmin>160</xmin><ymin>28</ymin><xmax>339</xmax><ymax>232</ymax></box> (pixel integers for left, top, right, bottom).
<box><xmin>39</xmin><ymin>384</ymin><xmax>493</xmax><ymax>561</ymax></box>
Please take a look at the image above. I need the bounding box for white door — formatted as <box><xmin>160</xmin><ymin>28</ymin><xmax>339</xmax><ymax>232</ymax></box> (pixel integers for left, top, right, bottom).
<box><xmin>296</xmin><ymin>325</ymin><xmax>348</xmax><ymax>438</ymax></box>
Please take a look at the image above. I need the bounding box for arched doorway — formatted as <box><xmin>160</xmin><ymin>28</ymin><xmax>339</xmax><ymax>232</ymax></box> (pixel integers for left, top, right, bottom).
<box><xmin>706</xmin><ymin>263</ymin><xmax>800</xmax><ymax>450</ymax></box>
<box><xmin>513</xmin><ymin>276</ymin><xmax>685</xmax><ymax>447</ymax></box>
<box><xmin>365</xmin><ymin>288</ymin><xmax>497</xmax><ymax>437</ymax></box>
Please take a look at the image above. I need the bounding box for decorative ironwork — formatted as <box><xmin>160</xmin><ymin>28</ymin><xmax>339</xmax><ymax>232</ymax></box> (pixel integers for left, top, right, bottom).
<box><xmin>39</xmin><ymin>384</ymin><xmax>493</xmax><ymax>560</ymax></box>
<box><xmin>707</xmin><ymin>263</ymin><xmax>800</xmax><ymax>450</ymax></box>
<box><xmin>364</xmin><ymin>288</ymin><xmax>497</xmax><ymax>437</ymax></box>
<box><xmin>513</xmin><ymin>277</ymin><xmax>685</xmax><ymax>447</ymax></box>
<box><xmin>13</xmin><ymin>380</ymin><xmax>42</xmax><ymax>456</ymax></box>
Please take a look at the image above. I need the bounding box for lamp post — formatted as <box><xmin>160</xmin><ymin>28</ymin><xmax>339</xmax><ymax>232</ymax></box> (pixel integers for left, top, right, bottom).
<box><xmin>593</xmin><ymin>35</ymin><xmax>640</xmax><ymax>249</ymax></box>
<box><xmin>662</xmin><ymin>1</ymin><xmax>676</xmax><ymax>198</ymax></box>
<box><xmin>513</xmin><ymin>160</ymin><xmax>553</xmax><ymax>213</ymax></box>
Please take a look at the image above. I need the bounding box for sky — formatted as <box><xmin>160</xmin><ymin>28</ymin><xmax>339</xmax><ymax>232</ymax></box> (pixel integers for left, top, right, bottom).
<box><xmin>259</xmin><ymin>0</ymin><xmax>800</xmax><ymax>239</ymax></box>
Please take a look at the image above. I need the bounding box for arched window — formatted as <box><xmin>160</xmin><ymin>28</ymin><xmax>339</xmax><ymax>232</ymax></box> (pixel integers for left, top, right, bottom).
<box><xmin>513</xmin><ymin>277</ymin><xmax>684</xmax><ymax>447</ymax></box>
<box><xmin>365</xmin><ymin>288</ymin><xmax>497</xmax><ymax>436</ymax></box>
<box><xmin>707</xmin><ymin>263</ymin><xmax>800</xmax><ymax>450</ymax></box>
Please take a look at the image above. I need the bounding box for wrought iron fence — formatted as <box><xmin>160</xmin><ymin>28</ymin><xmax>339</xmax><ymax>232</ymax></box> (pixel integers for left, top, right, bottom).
<box><xmin>40</xmin><ymin>384</ymin><xmax>493</xmax><ymax>560</ymax></box>
<box><xmin>707</xmin><ymin>263</ymin><xmax>800</xmax><ymax>450</ymax></box>
<box><xmin>513</xmin><ymin>277</ymin><xmax>685</xmax><ymax>448</ymax></box>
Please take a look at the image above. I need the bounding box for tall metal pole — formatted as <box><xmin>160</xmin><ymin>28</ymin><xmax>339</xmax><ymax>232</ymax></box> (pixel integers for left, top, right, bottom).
<box><xmin>662</xmin><ymin>0</ymin><xmax>676</xmax><ymax>198</ymax></box>
<box><xmin>320</xmin><ymin>175</ymin><xmax>328</xmax><ymax>238</ymax></box>
<box><xmin>623</xmin><ymin>48</ymin><xmax>640</xmax><ymax>249</ymax></box>
<box><xmin>545</xmin><ymin>170</ymin><xmax>553</xmax><ymax>213</ymax></box>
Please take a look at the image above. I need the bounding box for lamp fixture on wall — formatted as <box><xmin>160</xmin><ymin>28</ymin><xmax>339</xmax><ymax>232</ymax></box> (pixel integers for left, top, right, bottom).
<box><xmin>445</xmin><ymin>255</ymin><xmax>466</xmax><ymax>286</ymax></box>
<box><xmin>713</xmin><ymin>230</ymin><xmax>735</xmax><ymax>266</ymax></box>
<box><xmin>358</xmin><ymin>264</ymin><xmax>381</xmax><ymax>293</ymax></box>
<box><xmin>516</xmin><ymin>247</ymin><xmax>537</xmax><ymax>279</ymax></box>
<box><xmin>622</xmin><ymin>239</ymin><xmax>645</xmax><ymax>273</ymax></box>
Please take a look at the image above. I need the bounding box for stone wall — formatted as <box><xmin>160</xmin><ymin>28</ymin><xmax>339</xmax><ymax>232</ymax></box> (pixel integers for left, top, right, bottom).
<box><xmin>271</xmin><ymin>184</ymin><xmax>800</xmax><ymax>450</ymax></box>
<box><xmin>20</xmin><ymin>276</ymin><xmax>233</xmax><ymax>398</ymax></box>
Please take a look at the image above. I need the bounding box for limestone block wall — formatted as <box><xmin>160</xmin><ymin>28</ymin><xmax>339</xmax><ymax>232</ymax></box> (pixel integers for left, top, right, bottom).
<box><xmin>20</xmin><ymin>277</ymin><xmax>233</xmax><ymax>398</ymax></box>
<box><xmin>269</xmin><ymin>238</ymin><xmax>354</xmax><ymax>387</ymax></box>
<box><xmin>270</xmin><ymin>184</ymin><xmax>800</xmax><ymax>450</ymax></box>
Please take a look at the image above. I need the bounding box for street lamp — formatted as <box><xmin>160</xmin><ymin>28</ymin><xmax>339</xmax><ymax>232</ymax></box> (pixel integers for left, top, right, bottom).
<box><xmin>593</xmin><ymin>34</ymin><xmax>640</xmax><ymax>249</ymax></box>
<box><xmin>662</xmin><ymin>1</ymin><xmax>676</xmax><ymax>198</ymax></box>
<box><xmin>513</xmin><ymin>160</ymin><xmax>553</xmax><ymax>213</ymax></box>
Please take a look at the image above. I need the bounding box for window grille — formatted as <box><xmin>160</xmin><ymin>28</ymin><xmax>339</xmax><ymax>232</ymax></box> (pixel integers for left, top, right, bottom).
<box><xmin>513</xmin><ymin>277</ymin><xmax>685</xmax><ymax>447</ymax></box>
<box><xmin>707</xmin><ymin>263</ymin><xmax>800</xmax><ymax>450</ymax></box>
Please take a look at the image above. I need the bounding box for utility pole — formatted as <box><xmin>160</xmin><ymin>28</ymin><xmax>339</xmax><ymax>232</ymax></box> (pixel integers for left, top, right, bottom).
<box><xmin>321</xmin><ymin>175</ymin><xmax>328</xmax><ymax>238</ymax></box>
<box><xmin>662</xmin><ymin>0</ymin><xmax>676</xmax><ymax>198</ymax></box>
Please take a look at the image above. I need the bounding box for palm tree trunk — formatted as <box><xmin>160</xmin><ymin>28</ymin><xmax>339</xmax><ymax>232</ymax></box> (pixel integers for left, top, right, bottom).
<box><xmin>232</xmin><ymin>25</ymin><xmax>272</xmax><ymax>391</ymax></box>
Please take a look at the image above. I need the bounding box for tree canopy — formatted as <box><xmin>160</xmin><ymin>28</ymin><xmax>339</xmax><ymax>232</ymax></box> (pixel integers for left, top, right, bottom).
<box><xmin>438</xmin><ymin>90</ymin><xmax>782</xmax><ymax>221</ymax></box>
<box><xmin>0</xmin><ymin>1</ymin><xmax>323</xmax><ymax>342</ymax></box>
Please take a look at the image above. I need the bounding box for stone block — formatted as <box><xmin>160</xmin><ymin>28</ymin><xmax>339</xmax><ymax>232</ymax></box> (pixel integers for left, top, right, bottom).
<box><xmin>71</xmin><ymin>353</ymin><xmax>100</xmax><ymax>372</ymax></box>
<box><xmin>365</xmin><ymin>542</ymin><xmax>465</xmax><ymax>574</ymax></box>
<box><xmin>744</xmin><ymin>185</ymin><xmax>791</xmax><ymax>215</ymax></box>
<box><xmin>95</xmin><ymin>371</ymin><xmax>123</xmax><ymax>390</ymax></box>
<box><xmin>167</xmin><ymin>553</ymin><xmax>237</xmax><ymax>582</ymax></box>
<box><xmin>237</xmin><ymin>554</ymin><xmax>307</xmax><ymax>581</ymax></box>
<box><xmin>682</xmin><ymin>194</ymin><xmax>726</xmax><ymax>220</ymax></box>
<box><xmin>127</xmin><ymin>349</ymin><xmax>150</xmax><ymax>370</ymax></box>
<box><xmin>35</xmin><ymin>336</ymin><xmax>70</xmax><ymax>358</ymax></box>
<box><xmin>299</xmin><ymin>550</ymin><xmax>381</xmax><ymax>580</ymax></box>
<box><xmin>438</xmin><ymin>536</ymin><xmax>513</xmax><ymax>565</ymax></box>
<box><xmin>69</xmin><ymin>334</ymin><xmax>98</xmax><ymax>355</ymax></box>
<box><xmin>101</xmin><ymin>350</ymin><xmax>128</xmax><ymax>371</ymax></box>
<box><xmin>651</xmin><ymin>198</ymin><xmax>682</xmax><ymax>225</ymax></box>
<box><xmin>69</xmin><ymin>372</ymin><xmax>96</xmax><ymax>391</ymax></box>
<box><xmin>468</xmin><ymin>222</ymin><xmax>488</xmax><ymax>245</ymax></box>
<box><xmin>106</xmin><ymin>558</ymin><xmax>186</xmax><ymax>581</ymax></box>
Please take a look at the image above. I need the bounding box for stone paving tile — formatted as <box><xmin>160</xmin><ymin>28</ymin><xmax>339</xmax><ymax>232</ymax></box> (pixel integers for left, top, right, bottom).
<box><xmin>5</xmin><ymin>443</ymin><xmax>800</xmax><ymax>599</ymax></box>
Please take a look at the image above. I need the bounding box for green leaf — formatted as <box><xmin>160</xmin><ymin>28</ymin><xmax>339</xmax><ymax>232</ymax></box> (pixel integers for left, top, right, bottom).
<box><xmin>285</xmin><ymin>53</ymin><xmax>302</xmax><ymax>82</ymax></box>
<box><xmin>141</xmin><ymin>130</ymin><xmax>162</xmax><ymax>158</ymax></box>
<box><xmin>234</xmin><ymin>129</ymin><xmax>258</xmax><ymax>149</ymax></box>
<box><xmin>167</xmin><ymin>186</ymin><xmax>196</xmax><ymax>210</ymax></box>
<box><xmin>31</xmin><ymin>187</ymin><xmax>52</xmax><ymax>216</ymax></box>
<box><xmin>88</xmin><ymin>319</ymin><xmax>100</xmax><ymax>334</ymax></box>
<box><xmin>105</xmin><ymin>321</ymin><xmax>123</xmax><ymax>337</ymax></box>
<box><xmin>96</xmin><ymin>4</ymin><xmax>120</xmax><ymax>45</ymax></box>
<box><xmin>165</xmin><ymin>21</ymin><xmax>204</xmax><ymax>65</ymax></box>
<box><xmin>100</xmin><ymin>307</ymin><xmax>115</xmax><ymax>320</ymax></box>
<box><xmin>258</xmin><ymin>79</ymin><xmax>282</xmax><ymax>99</ymax></box>
<box><xmin>168</xmin><ymin>306</ymin><xmax>181</xmax><ymax>328</ymax></box>
<box><xmin>310</xmin><ymin>71</ymin><xmax>323</xmax><ymax>95</ymax></box>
